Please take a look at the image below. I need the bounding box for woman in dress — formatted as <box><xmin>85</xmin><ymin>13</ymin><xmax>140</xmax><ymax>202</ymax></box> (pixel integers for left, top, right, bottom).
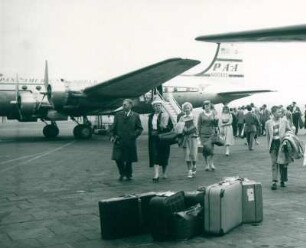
<box><xmin>148</xmin><ymin>100</ymin><xmax>172</xmax><ymax>182</ymax></box>
<box><xmin>219</xmin><ymin>105</ymin><xmax>235</xmax><ymax>156</ymax></box>
<box><xmin>197</xmin><ymin>100</ymin><xmax>218</xmax><ymax>171</ymax></box>
<box><xmin>177</xmin><ymin>102</ymin><xmax>198</xmax><ymax>178</ymax></box>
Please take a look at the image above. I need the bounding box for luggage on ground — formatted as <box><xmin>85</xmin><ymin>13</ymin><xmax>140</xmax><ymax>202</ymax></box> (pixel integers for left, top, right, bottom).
<box><xmin>172</xmin><ymin>204</ymin><xmax>203</xmax><ymax>240</ymax></box>
<box><xmin>203</xmin><ymin>180</ymin><xmax>242</xmax><ymax>235</ymax></box>
<box><xmin>99</xmin><ymin>192</ymin><xmax>156</xmax><ymax>239</ymax></box>
<box><xmin>149</xmin><ymin>191</ymin><xmax>186</xmax><ymax>241</ymax></box>
<box><xmin>184</xmin><ymin>190</ymin><xmax>205</xmax><ymax>207</ymax></box>
<box><xmin>241</xmin><ymin>180</ymin><xmax>263</xmax><ymax>224</ymax></box>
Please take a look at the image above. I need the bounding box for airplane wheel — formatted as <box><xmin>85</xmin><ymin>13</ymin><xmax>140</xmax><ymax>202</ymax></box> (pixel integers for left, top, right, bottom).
<box><xmin>78</xmin><ymin>125</ymin><xmax>93</xmax><ymax>139</ymax></box>
<box><xmin>43</xmin><ymin>125</ymin><xmax>59</xmax><ymax>138</ymax></box>
<box><xmin>73</xmin><ymin>125</ymin><xmax>81</xmax><ymax>138</ymax></box>
<box><xmin>73</xmin><ymin>125</ymin><xmax>92</xmax><ymax>139</ymax></box>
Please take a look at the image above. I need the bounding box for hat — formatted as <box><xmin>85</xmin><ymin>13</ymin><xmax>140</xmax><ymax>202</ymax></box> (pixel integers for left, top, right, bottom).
<box><xmin>151</xmin><ymin>99</ymin><xmax>163</xmax><ymax>106</ymax></box>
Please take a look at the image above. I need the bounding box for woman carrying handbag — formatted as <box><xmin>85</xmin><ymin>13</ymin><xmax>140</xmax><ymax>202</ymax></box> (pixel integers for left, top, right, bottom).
<box><xmin>197</xmin><ymin>100</ymin><xmax>219</xmax><ymax>171</ymax></box>
<box><xmin>176</xmin><ymin>102</ymin><xmax>198</xmax><ymax>178</ymax></box>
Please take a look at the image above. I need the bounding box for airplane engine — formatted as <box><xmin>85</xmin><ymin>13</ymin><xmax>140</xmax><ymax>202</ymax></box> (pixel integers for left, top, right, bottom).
<box><xmin>17</xmin><ymin>92</ymin><xmax>38</xmax><ymax>116</ymax></box>
<box><xmin>47</xmin><ymin>80</ymin><xmax>69</xmax><ymax>109</ymax></box>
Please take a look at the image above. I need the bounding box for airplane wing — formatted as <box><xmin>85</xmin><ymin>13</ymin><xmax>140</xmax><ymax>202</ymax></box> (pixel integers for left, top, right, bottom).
<box><xmin>217</xmin><ymin>90</ymin><xmax>273</xmax><ymax>103</ymax></box>
<box><xmin>83</xmin><ymin>58</ymin><xmax>200</xmax><ymax>98</ymax></box>
<box><xmin>195</xmin><ymin>25</ymin><xmax>306</xmax><ymax>42</ymax></box>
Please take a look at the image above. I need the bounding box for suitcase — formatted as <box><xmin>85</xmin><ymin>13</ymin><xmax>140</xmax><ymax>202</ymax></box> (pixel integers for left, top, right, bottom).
<box><xmin>99</xmin><ymin>192</ymin><xmax>156</xmax><ymax>239</ymax></box>
<box><xmin>138</xmin><ymin>192</ymin><xmax>157</xmax><ymax>232</ymax></box>
<box><xmin>149</xmin><ymin>191</ymin><xmax>186</xmax><ymax>241</ymax></box>
<box><xmin>241</xmin><ymin>180</ymin><xmax>263</xmax><ymax>224</ymax></box>
<box><xmin>172</xmin><ymin>204</ymin><xmax>203</xmax><ymax>240</ymax></box>
<box><xmin>204</xmin><ymin>181</ymin><xmax>242</xmax><ymax>235</ymax></box>
<box><xmin>184</xmin><ymin>191</ymin><xmax>205</xmax><ymax>207</ymax></box>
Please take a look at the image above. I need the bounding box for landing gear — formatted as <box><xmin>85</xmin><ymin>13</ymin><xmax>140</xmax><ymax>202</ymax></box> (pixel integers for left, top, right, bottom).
<box><xmin>43</xmin><ymin>122</ymin><xmax>59</xmax><ymax>138</ymax></box>
<box><xmin>71</xmin><ymin>116</ymin><xmax>93</xmax><ymax>139</ymax></box>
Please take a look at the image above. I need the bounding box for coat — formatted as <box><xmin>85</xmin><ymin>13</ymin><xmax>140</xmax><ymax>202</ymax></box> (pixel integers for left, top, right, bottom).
<box><xmin>148</xmin><ymin>112</ymin><xmax>172</xmax><ymax>167</ymax></box>
<box><xmin>244</xmin><ymin>111</ymin><xmax>260</xmax><ymax>133</ymax></box>
<box><xmin>110</xmin><ymin>111</ymin><xmax>143</xmax><ymax>162</ymax></box>
<box><xmin>277</xmin><ymin>131</ymin><xmax>304</xmax><ymax>164</ymax></box>
<box><xmin>265</xmin><ymin>118</ymin><xmax>291</xmax><ymax>151</ymax></box>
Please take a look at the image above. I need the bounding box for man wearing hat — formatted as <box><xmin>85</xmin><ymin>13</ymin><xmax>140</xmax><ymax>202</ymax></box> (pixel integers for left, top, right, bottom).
<box><xmin>110</xmin><ymin>99</ymin><xmax>143</xmax><ymax>181</ymax></box>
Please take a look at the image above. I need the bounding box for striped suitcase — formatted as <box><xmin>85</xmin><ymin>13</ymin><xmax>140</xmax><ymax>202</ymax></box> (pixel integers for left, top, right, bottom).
<box><xmin>204</xmin><ymin>181</ymin><xmax>242</xmax><ymax>235</ymax></box>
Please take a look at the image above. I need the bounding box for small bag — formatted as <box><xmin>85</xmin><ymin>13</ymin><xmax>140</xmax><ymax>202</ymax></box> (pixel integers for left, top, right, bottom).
<box><xmin>211</xmin><ymin>133</ymin><xmax>225</xmax><ymax>146</ymax></box>
<box><xmin>158</xmin><ymin>131</ymin><xmax>177</xmax><ymax>145</ymax></box>
<box><xmin>172</xmin><ymin>204</ymin><xmax>203</xmax><ymax>240</ymax></box>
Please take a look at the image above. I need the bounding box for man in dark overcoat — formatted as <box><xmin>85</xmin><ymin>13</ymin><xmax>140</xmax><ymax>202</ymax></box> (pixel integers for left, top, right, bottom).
<box><xmin>110</xmin><ymin>99</ymin><xmax>143</xmax><ymax>181</ymax></box>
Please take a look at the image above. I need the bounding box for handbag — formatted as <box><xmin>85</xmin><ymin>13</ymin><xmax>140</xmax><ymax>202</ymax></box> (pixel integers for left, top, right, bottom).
<box><xmin>158</xmin><ymin>131</ymin><xmax>178</xmax><ymax>145</ymax></box>
<box><xmin>172</xmin><ymin>204</ymin><xmax>203</xmax><ymax>240</ymax></box>
<box><xmin>211</xmin><ymin>132</ymin><xmax>225</xmax><ymax>146</ymax></box>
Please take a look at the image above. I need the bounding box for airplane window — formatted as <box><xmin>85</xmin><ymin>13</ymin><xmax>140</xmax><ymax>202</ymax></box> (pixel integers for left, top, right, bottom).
<box><xmin>176</xmin><ymin>87</ymin><xmax>187</xmax><ymax>92</ymax></box>
<box><xmin>167</xmin><ymin>87</ymin><xmax>174</xmax><ymax>93</ymax></box>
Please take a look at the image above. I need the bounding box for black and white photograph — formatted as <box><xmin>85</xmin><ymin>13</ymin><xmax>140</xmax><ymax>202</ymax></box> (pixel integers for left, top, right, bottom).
<box><xmin>1</xmin><ymin>0</ymin><xmax>306</xmax><ymax>247</ymax></box>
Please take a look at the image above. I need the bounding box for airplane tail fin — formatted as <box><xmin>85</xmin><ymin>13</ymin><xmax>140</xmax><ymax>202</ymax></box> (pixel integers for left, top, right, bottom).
<box><xmin>193</xmin><ymin>44</ymin><xmax>244</xmax><ymax>80</ymax></box>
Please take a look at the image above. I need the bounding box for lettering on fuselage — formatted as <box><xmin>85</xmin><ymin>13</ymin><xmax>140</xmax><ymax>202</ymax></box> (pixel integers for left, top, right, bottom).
<box><xmin>204</xmin><ymin>59</ymin><xmax>244</xmax><ymax>78</ymax></box>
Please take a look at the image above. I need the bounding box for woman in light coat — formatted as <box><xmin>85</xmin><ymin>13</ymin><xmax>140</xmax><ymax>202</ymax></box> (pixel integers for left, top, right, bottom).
<box><xmin>177</xmin><ymin>102</ymin><xmax>198</xmax><ymax>178</ymax></box>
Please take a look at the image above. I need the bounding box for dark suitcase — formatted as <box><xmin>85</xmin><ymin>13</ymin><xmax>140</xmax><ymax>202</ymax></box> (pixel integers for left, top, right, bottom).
<box><xmin>99</xmin><ymin>192</ymin><xmax>156</xmax><ymax>239</ymax></box>
<box><xmin>204</xmin><ymin>181</ymin><xmax>242</xmax><ymax>235</ymax></box>
<box><xmin>138</xmin><ymin>192</ymin><xmax>157</xmax><ymax>232</ymax></box>
<box><xmin>149</xmin><ymin>191</ymin><xmax>186</xmax><ymax>241</ymax></box>
<box><xmin>241</xmin><ymin>180</ymin><xmax>263</xmax><ymax>224</ymax></box>
<box><xmin>172</xmin><ymin>204</ymin><xmax>203</xmax><ymax>240</ymax></box>
<box><xmin>185</xmin><ymin>190</ymin><xmax>205</xmax><ymax>207</ymax></box>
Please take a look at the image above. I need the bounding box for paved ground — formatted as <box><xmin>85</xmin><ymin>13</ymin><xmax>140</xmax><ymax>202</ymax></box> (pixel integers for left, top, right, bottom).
<box><xmin>1</xmin><ymin>121</ymin><xmax>306</xmax><ymax>248</ymax></box>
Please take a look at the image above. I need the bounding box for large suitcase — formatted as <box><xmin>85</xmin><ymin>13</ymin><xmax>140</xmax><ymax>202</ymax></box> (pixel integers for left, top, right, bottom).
<box><xmin>172</xmin><ymin>204</ymin><xmax>203</xmax><ymax>240</ymax></box>
<box><xmin>204</xmin><ymin>181</ymin><xmax>242</xmax><ymax>235</ymax></box>
<box><xmin>241</xmin><ymin>180</ymin><xmax>263</xmax><ymax>224</ymax></box>
<box><xmin>99</xmin><ymin>192</ymin><xmax>156</xmax><ymax>239</ymax></box>
<box><xmin>149</xmin><ymin>191</ymin><xmax>186</xmax><ymax>241</ymax></box>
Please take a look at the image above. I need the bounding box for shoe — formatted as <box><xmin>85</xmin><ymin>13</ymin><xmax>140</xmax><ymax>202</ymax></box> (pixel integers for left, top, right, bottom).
<box><xmin>271</xmin><ymin>183</ymin><xmax>277</xmax><ymax>190</ymax></box>
<box><xmin>280</xmin><ymin>182</ymin><xmax>286</xmax><ymax>187</ymax></box>
<box><xmin>187</xmin><ymin>170</ymin><xmax>193</xmax><ymax>178</ymax></box>
<box><xmin>192</xmin><ymin>167</ymin><xmax>197</xmax><ymax>176</ymax></box>
<box><xmin>162</xmin><ymin>175</ymin><xmax>168</xmax><ymax>179</ymax></box>
<box><xmin>205</xmin><ymin>166</ymin><xmax>211</xmax><ymax>171</ymax></box>
<box><xmin>210</xmin><ymin>164</ymin><xmax>216</xmax><ymax>171</ymax></box>
<box><xmin>255</xmin><ymin>140</ymin><xmax>260</xmax><ymax>145</ymax></box>
<box><xmin>126</xmin><ymin>176</ymin><xmax>132</xmax><ymax>181</ymax></box>
<box><xmin>152</xmin><ymin>177</ymin><xmax>159</xmax><ymax>182</ymax></box>
<box><xmin>225</xmin><ymin>152</ymin><xmax>229</xmax><ymax>156</ymax></box>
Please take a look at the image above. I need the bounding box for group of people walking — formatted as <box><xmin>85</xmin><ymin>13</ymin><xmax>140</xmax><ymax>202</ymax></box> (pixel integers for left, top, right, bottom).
<box><xmin>109</xmin><ymin>98</ymin><xmax>305</xmax><ymax>190</ymax></box>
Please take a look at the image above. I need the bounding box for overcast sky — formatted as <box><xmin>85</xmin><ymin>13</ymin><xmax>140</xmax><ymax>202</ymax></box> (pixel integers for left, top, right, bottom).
<box><xmin>1</xmin><ymin>0</ymin><xmax>306</xmax><ymax>106</ymax></box>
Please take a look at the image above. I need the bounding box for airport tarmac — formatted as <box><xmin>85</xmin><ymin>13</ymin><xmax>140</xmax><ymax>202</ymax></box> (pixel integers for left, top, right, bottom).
<box><xmin>1</xmin><ymin>121</ymin><xmax>306</xmax><ymax>248</ymax></box>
